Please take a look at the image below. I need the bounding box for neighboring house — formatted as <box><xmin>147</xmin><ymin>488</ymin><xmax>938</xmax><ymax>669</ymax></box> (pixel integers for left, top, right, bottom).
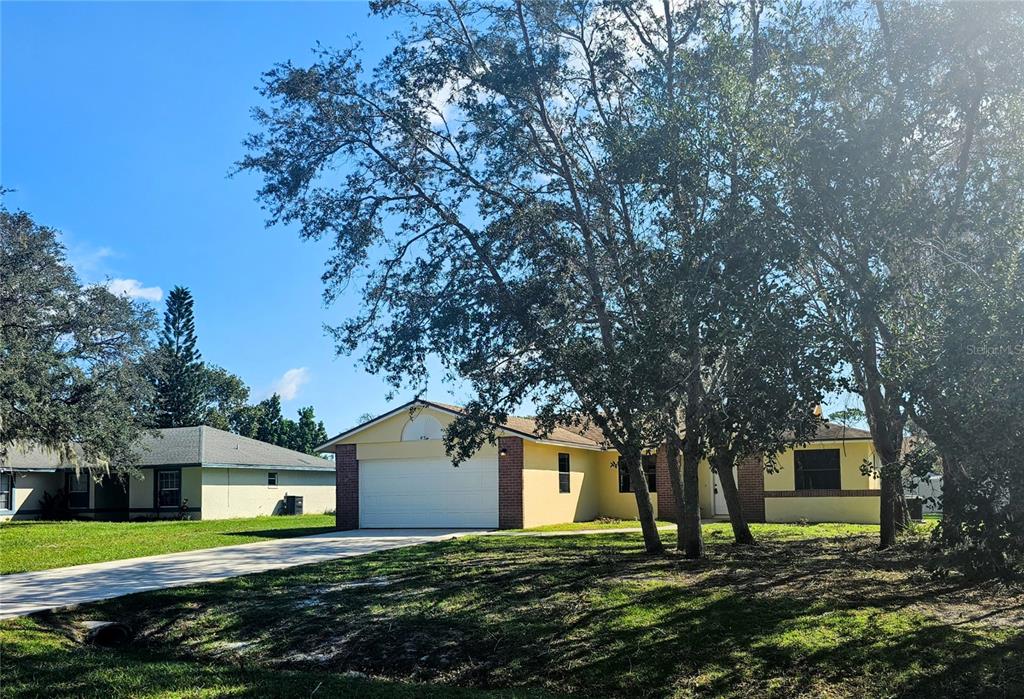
<box><xmin>907</xmin><ymin>473</ymin><xmax>944</xmax><ymax>513</ymax></box>
<box><xmin>1</xmin><ymin>426</ymin><xmax>335</xmax><ymax>521</ymax></box>
<box><xmin>317</xmin><ymin>399</ymin><xmax>882</xmax><ymax>530</ymax></box>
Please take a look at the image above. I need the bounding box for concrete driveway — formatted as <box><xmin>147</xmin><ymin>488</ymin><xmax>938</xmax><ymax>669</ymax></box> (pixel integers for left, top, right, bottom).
<box><xmin>0</xmin><ymin>529</ymin><xmax>480</xmax><ymax>619</ymax></box>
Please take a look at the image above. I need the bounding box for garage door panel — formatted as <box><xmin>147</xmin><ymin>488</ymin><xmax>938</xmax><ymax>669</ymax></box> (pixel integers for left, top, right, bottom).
<box><xmin>359</xmin><ymin>457</ymin><xmax>498</xmax><ymax>528</ymax></box>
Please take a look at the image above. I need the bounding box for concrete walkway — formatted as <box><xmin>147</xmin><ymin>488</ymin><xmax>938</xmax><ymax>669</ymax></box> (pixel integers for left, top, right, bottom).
<box><xmin>0</xmin><ymin>529</ymin><xmax>480</xmax><ymax>619</ymax></box>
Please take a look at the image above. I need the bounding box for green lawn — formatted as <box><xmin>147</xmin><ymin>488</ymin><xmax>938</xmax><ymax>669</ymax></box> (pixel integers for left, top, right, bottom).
<box><xmin>0</xmin><ymin>514</ymin><xmax>336</xmax><ymax>574</ymax></box>
<box><xmin>515</xmin><ymin>518</ymin><xmax>882</xmax><ymax>539</ymax></box>
<box><xmin>513</xmin><ymin>517</ymin><xmax>676</xmax><ymax>532</ymax></box>
<box><xmin>3</xmin><ymin>524</ymin><xmax>1021</xmax><ymax>698</ymax></box>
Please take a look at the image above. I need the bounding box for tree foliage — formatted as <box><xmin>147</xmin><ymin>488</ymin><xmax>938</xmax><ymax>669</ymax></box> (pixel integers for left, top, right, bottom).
<box><xmin>153</xmin><ymin>286</ymin><xmax>206</xmax><ymax>428</ymax></box>
<box><xmin>230</xmin><ymin>394</ymin><xmax>328</xmax><ymax>455</ymax></box>
<box><xmin>901</xmin><ymin>223</ymin><xmax>1024</xmax><ymax>574</ymax></box>
<box><xmin>774</xmin><ymin>0</ymin><xmax>1024</xmax><ymax>549</ymax></box>
<box><xmin>199</xmin><ymin>364</ymin><xmax>251</xmax><ymax>431</ymax></box>
<box><xmin>0</xmin><ymin>208</ymin><xmax>155</xmax><ymax>472</ymax></box>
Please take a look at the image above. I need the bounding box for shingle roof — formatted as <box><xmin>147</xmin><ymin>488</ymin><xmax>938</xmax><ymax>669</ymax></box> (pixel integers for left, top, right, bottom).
<box><xmin>802</xmin><ymin>422</ymin><xmax>874</xmax><ymax>441</ymax></box>
<box><xmin>138</xmin><ymin>426</ymin><xmax>331</xmax><ymax>469</ymax></box>
<box><xmin>1</xmin><ymin>444</ymin><xmax>88</xmax><ymax>471</ymax></box>
<box><xmin>1</xmin><ymin>427</ymin><xmax>331</xmax><ymax>471</ymax></box>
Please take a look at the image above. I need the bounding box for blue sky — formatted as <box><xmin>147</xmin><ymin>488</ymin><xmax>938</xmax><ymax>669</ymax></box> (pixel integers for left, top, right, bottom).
<box><xmin>2</xmin><ymin>1</ymin><xmax>862</xmax><ymax>435</ymax></box>
<box><xmin>1</xmin><ymin>1</ymin><xmax>471</xmax><ymax>435</ymax></box>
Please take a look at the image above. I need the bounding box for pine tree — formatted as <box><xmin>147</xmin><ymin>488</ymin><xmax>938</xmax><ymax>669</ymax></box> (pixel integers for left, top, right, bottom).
<box><xmin>291</xmin><ymin>406</ymin><xmax>328</xmax><ymax>455</ymax></box>
<box><xmin>154</xmin><ymin>286</ymin><xmax>205</xmax><ymax>427</ymax></box>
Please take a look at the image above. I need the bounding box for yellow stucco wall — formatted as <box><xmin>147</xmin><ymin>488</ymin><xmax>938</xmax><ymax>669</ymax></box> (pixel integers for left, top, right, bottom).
<box><xmin>521</xmin><ymin>442</ymin><xmax>604</xmax><ymax>527</ymax></box>
<box><xmin>347</xmin><ymin>407</ymin><xmax>500</xmax><ymax>461</ymax></box>
<box><xmin>201</xmin><ymin>467</ymin><xmax>335</xmax><ymax>519</ymax></box>
<box><xmin>763</xmin><ymin>440</ymin><xmax>880</xmax><ymax>523</ymax></box>
<box><xmin>350</xmin><ymin>406</ymin><xmax>455</xmax><ymax>444</ymax></box>
<box><xmin>765</xmin><ymin>440</ymin><xmax>879</xmax><ymax>491</ymax></box>
<box><xmin>591</xmin><ymin>452</ymin><xmax>662</xmax><ymax>521</ymax></box>
<box><xmin>765</xmin><ymin>496</ymin><xmax>879</xmax><ymax>523</ymax></box>
<box><xmin>698</xmin><ymin>460</ymin><xmax>716</xmax><ymax>518</ymax></box>
<box><xmin>600</xmin><ymin>456</ymin><xmax>712</xmax><ymax>520</ymax></box>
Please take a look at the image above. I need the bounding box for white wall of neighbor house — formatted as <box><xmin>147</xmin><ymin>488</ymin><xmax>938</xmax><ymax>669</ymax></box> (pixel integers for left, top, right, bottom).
<box><xmin>127</xmin><ymin>467</ymin><xmax>203</xmax><ymax>519</ymax></box>
<box><xmin>200</xmin><ymin>467</ymin><xmax>335</xmax><ymax>520</ymax></box>
<box><xmin>1</xmin><ymin>472</ymin><xmax>63</xmax><ymax>519</ymax></box>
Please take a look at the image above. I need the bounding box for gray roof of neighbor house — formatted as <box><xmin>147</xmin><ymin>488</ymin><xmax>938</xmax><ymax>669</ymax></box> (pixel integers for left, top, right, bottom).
<box><xmin>318</xmin><ymin>399</ymin><xmax>876</xmax><ymax>453</ymax></box>
<box><xmin>1</xmin><ymin>444</ymin><xmax>88</xmax><ymax>471</ymax></box>
<box><xmin>2</xmin><ymin>426</ymin><xmax>332</xmax><ymax>472</ymax></box>
<box><xmin>137</xmin><ymin>426</ymin><xmax>332</xmax><ymax>470</ymax></box>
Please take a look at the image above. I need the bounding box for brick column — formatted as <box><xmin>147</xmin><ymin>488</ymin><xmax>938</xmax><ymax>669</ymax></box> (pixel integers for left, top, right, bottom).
<box><xmin>737</xmin><ymin>453</ymin><xmax>766</xmax><ymax>523</ymax></box>
<box><xmin>655</xmin><ymin>444</ymin><xmax>677</xmax><ymax>522</ymax></box>
<box><xmin>498</xmin><ymin>436</ymin><xmax>524</xmax><ymax>529</ymax></box>
<box><xmin>335</xmin><ymin>444</ymin><xmax>359</xmax><ymax>530</ymax></box>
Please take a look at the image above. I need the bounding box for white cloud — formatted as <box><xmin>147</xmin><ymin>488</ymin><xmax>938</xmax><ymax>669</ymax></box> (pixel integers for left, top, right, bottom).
<box><xmin>59</xmin><ymin>232</ymin><xmax>115</xmax><ymax>280</ymax></box>
<box><xmin>271</xmin><ymin>367</ymin><xmax>311</xmax><ymax>401</ymax></box>
<box><xmin>428</xmin><ymin>78</ymin><xmax>469</xmax><ymax>127</ymax></box>
<box><xmin>106</xmin><ymin>278</ymin><xmax>164</xmax><ymax>301</ymax></box>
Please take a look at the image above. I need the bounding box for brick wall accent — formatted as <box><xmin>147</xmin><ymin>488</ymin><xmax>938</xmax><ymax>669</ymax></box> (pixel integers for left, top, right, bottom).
<box><xmin>335</xmin><ymin>444</ymin><xmax>359</xmax><ymax>530</ymax></box>
<box><xmin>655</xmin><ymin>444</ymin><xmax>677</xmax><ymax>522</ymax></box>
<box><xmin>764</xmin><ymin>489</ymin><xmax>881</xmax><ymax>498</ymax></box>
<box><xmin>498</xmin><ymin>436</ymin><xmax>524</xmax><ymax>529</ymax></box>
<box><xmin>736</xmin><ymin>453</ymin><xmax>766</xmax><ymax>523</ymax></box>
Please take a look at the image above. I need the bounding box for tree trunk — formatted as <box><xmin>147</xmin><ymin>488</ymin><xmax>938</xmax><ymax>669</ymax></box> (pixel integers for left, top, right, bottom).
<box><xmin>854</xmin><ymin>308</ymin><xmax>907</xmax><ymax>550</ymax></box>
<box><xmin>874</xmin><ymin>439</ymin><xmax>902</xmax><ymax>549</ymax></box>
<box><xmin>880</xmin><ymin>472</ymin><xmax>901</xmax><ymax>548</ymax></box>
<box><xmin>665</xmin><ymin>431</ymin><xmax>686</xmax><ymax>551</ymax></box>
<box><xmin>624</xmin><ymin>452</ymin><xmax>664</xmax><ymax>555</ymax></box>
<box><xmin>680</xmin><ymin>438</ymin><xmax>704</xmax><ymax>559</ymax></box>
<box><xmin>711</xmin><ymin>452</ymin><xmax>755</xmax><ymax>546</ymax></box>
<box><xmin>896</xmin><ymin>490</ymin><xmax>911</xmax><ymax>530</ymax></box>
<box><xmin>936</xmin><ymin>446</ymin><xmax>965</xmax><ymax>545</ymax></box>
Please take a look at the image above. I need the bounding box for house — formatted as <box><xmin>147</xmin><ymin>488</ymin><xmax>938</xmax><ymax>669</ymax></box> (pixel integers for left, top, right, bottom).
<box><xmin>317</xmin><ymin>399</ymin><xmax>882</xmax><ymax>529</ymax></box>
<box><xmin>0</xmin><ymin>426</ymin><xmax>335</xmax><ymax>521</ymax></box>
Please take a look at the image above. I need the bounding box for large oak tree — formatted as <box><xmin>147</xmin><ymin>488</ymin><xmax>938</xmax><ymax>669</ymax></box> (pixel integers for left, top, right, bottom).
<box><xmin>0</xmin><ymin>207</ymin><xmax>155</xmax><ymax>473</ymax></box>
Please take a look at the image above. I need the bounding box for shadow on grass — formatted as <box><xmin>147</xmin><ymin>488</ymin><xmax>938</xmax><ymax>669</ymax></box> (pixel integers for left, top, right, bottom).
<box><xmin>12</xmin><ymin>532</ymin><xmax>1024</xmax><ymax>698</ymax></box>
<box><xmin>220</xmin><ymin>526</ymin><xmax>338</xmax><ymax>539</ymax></box>
<box><xmin>0</xmin><ymin>618</ymin><xmax>545</xmax><ymax>699</ymax></box>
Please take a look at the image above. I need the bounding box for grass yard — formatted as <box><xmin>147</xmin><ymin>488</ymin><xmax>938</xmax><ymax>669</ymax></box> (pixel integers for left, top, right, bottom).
<box><xmin>3</xmin><ymin>523</ymin><xmax>1022</xmax><ymax>698</ymax></box>
<box><xmin>515</xmin><ymin>517</ymin><xmax>676</xmax><ymax>532</ymax></box>
<box><xmin>0</xmin><ymin>514</ymin><xmax>336</xmax><ymax>574</ymax></box>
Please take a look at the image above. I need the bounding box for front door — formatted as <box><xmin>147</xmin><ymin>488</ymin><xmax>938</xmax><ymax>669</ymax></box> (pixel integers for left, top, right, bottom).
<box><xmin>712</xmin><ymin>467</ymin><xmax>736</xmax><ymax>516</ymax></box>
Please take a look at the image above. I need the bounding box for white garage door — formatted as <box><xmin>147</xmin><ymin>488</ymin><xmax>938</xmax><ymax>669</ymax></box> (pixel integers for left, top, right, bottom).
<box><xmin>359</xmin><ymin>457</ymin><xmax>498</xmax><ymax>528</ymax></box>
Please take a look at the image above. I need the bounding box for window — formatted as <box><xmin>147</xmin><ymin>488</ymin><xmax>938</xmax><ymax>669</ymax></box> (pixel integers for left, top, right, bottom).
<box><xmin>558</xmin><ymin>453</ymin><xmax>570</xmax><ymax>493</ymax></box>
<box><xmin>618</xmin><ymin>462</ymin><xmax>630</xmax><ymax>493</ymax></box>
<box><xmin>268</xmin><ymin>472</ymin><xmax>278</xmax><ymax>487</ymax></box>
<box><xmin>401</xmin><ymin>414</ymin><xmax>443</xmax><ymax>441</ymax></box>
<box><xmin>794</xmin><ymin>449</ymin><xmax>841</xmax><ymax>490</ymax></box>
<box><xmin>66</xmin><ymin>472</ymin><xmax>90</xmax><ymax>509</ymax></box>
<box><xmin>0</xmin><ymin>472</ymin><xmax>12</xmax><ymax>511</ymax></box>
<box><xmin>643</xmin><ymin>454</ymin><xmax>657</xmax><ymax>492</ymax></box>
<box><xmin>157</xmin><ymin>470</ymin><xmax>181</xmax><ymax>508</ymax></box>
<box><xmin>618</xmin><ymin>454</ymin><xmax>658</xmax><ymax>493</ymax></box>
